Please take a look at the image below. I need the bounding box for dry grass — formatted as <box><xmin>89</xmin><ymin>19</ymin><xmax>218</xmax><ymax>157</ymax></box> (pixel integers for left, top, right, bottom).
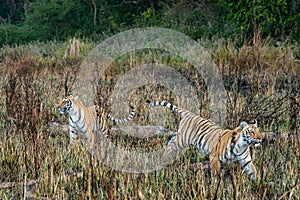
<box><xmin>0</xmin><ymin>36</ymin><xmax>299</xmax><ymax>199</ymax></box>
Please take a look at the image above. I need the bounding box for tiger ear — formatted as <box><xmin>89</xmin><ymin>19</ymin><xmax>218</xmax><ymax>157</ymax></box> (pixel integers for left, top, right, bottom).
<box><xmin>250</xmin><ymin>119</ymin><xmax>257</xmax><ymax>127</ymax></box>
<box><xmin>240</xmin><ymin>121</ymin><xmax>248</xmax><ymax>130</ymax></box>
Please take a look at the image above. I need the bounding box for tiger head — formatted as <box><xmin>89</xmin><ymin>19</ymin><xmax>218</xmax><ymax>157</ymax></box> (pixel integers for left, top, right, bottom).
<box><xmin>57</xmin><ymin>94</ymin><xmax>79</xmax><ymax>114</ymax></box>
<box><xmin>240</xmin><ymin>120</ymin><xmax>262</xmax><ymax>147</ymax></box>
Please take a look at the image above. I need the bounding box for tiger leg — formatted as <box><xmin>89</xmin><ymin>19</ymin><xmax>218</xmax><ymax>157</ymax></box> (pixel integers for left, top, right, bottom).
<box><xmin>209</xmin><ymin>154</ymin><xmax>221</xmax><ymax>182</ymax></box>
<box><xmin>86</xmin><ymin>128</ymin><xmax>95</xmax><ymax>152</ymax></box>
<box><xmin>69</xmin><ymin>126</ymin><xmax>78</xmax><ymax>144</ymax></box>
<box><xmin>162</xmin><ymin>134</ymin><xmax>186</xmax><ymax>164</ymax></box>
<box><xmin>238</xmin><ymin>158</ymin><xmax>257</xmax><ymax>181</ymax></box>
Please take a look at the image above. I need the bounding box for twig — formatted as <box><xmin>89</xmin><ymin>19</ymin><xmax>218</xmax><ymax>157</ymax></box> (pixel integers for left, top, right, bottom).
<box><xmin>47</xmin><ymin>122</ymin><xmax>286</xmax><ymax>141</ymax></box>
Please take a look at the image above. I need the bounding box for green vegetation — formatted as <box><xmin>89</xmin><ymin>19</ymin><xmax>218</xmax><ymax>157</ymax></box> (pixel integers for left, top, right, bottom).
<box><xmin>219</xmin><ymin>0</ymin><xmax>300</xmax><ymax>39</ymax></box>
<box><xmin>0</xmin><ymin>0</ymin><xmax>299</xmax><ymax>45</ymax></box>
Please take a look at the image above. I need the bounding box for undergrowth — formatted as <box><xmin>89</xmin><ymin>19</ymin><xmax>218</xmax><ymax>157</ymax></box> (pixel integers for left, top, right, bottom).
<box><xmin>0</xmin><ymin>37</ymin><xmax>299</xmax><ymax>199</ymax></box>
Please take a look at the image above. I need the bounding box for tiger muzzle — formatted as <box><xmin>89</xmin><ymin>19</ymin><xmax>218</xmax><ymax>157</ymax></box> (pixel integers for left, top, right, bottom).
<box><xmin>253</xmin><ymin>139</ymin><xmax>262</xmax><ymax>147</ymax></box>
<box><xmin>57</xmin><ymin>107</ymin><xmax>67</xmax><ymax>114</ymax></box>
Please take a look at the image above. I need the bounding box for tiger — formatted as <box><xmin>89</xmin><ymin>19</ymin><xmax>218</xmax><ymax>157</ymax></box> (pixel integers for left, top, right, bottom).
<box><xmin>146</xmin><ymin>100</ymin><xmax>262</xmax><ymax>181</ymax></box>
<box><xmin>57</xmin><ymin>94</ymin><xmax>135</xmax><ymax>149</ymax></box>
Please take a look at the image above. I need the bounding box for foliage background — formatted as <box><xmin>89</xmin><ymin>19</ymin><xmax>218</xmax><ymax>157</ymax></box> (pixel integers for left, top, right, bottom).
<box><xmin>0</xmin><ymin>0</ymin><xmax>299</xmax><ymax>46</ymax></box>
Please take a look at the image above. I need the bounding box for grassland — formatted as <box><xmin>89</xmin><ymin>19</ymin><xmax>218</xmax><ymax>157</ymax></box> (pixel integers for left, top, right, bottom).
<box><xmin>0</xmin><ymin>36</ymin><xmax>299</xmax><ymax>199</ymax></box>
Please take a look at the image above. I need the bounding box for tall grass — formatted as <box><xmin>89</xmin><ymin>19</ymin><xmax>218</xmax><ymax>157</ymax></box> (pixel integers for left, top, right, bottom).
<box><xmin>0</xmin><ymin>36</ymin><xmax>299</xmax><ymax>199</ymax></box>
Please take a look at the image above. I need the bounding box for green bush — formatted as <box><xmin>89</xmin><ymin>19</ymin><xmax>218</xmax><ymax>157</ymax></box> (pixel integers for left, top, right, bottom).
<box><xmin>24</xmin><ymin>0</ymin><xmax>96</xmax><ymax>41</ymax></box>
<box><xmin>0</xmin><ymin>23</ymin><xmax>36</xmax><ymax>46</ymax></box>
<box><xmin>219</xmin><ymin>0</ymin><xmax>300</xmax><ymax>41</ymax></box>
<box><xmin>0</xmin><ymin>0</ymin><xmax>299</xmax><ymax>45</ymax></box>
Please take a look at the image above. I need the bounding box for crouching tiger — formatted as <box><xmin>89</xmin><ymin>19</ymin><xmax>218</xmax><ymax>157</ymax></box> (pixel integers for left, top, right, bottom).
<box><xmin>146</xmin><ymin>100</ymin><xmax>262</xmax><ymax>181</ymax></box>
<box><xmin>57</xmin><ymin>94</ymin><xmax>135</xmax><ymax>148</ymax></box>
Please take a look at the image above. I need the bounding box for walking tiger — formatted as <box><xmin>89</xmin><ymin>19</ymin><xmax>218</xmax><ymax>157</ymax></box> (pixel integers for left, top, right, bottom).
<box><xmin>146</xmin><ymin>100</ymin><xmax>262</xmax><ymax>181</ymax></box>
<box><xmin>57</xmin><ymin>94</ymin><xmax>135</xmax><ymax>148</ymax></box>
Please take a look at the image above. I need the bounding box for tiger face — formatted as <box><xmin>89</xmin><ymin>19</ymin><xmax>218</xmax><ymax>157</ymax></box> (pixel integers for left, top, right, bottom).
<box><xmin>57</xmin><ymin>94</ymin><xmax>78</xmax><ymax>114</ymax></box>
<box><xmin>240</xmin><ymin>120</ymin><xmax>262</xmax><ymax>148</ymax></box>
